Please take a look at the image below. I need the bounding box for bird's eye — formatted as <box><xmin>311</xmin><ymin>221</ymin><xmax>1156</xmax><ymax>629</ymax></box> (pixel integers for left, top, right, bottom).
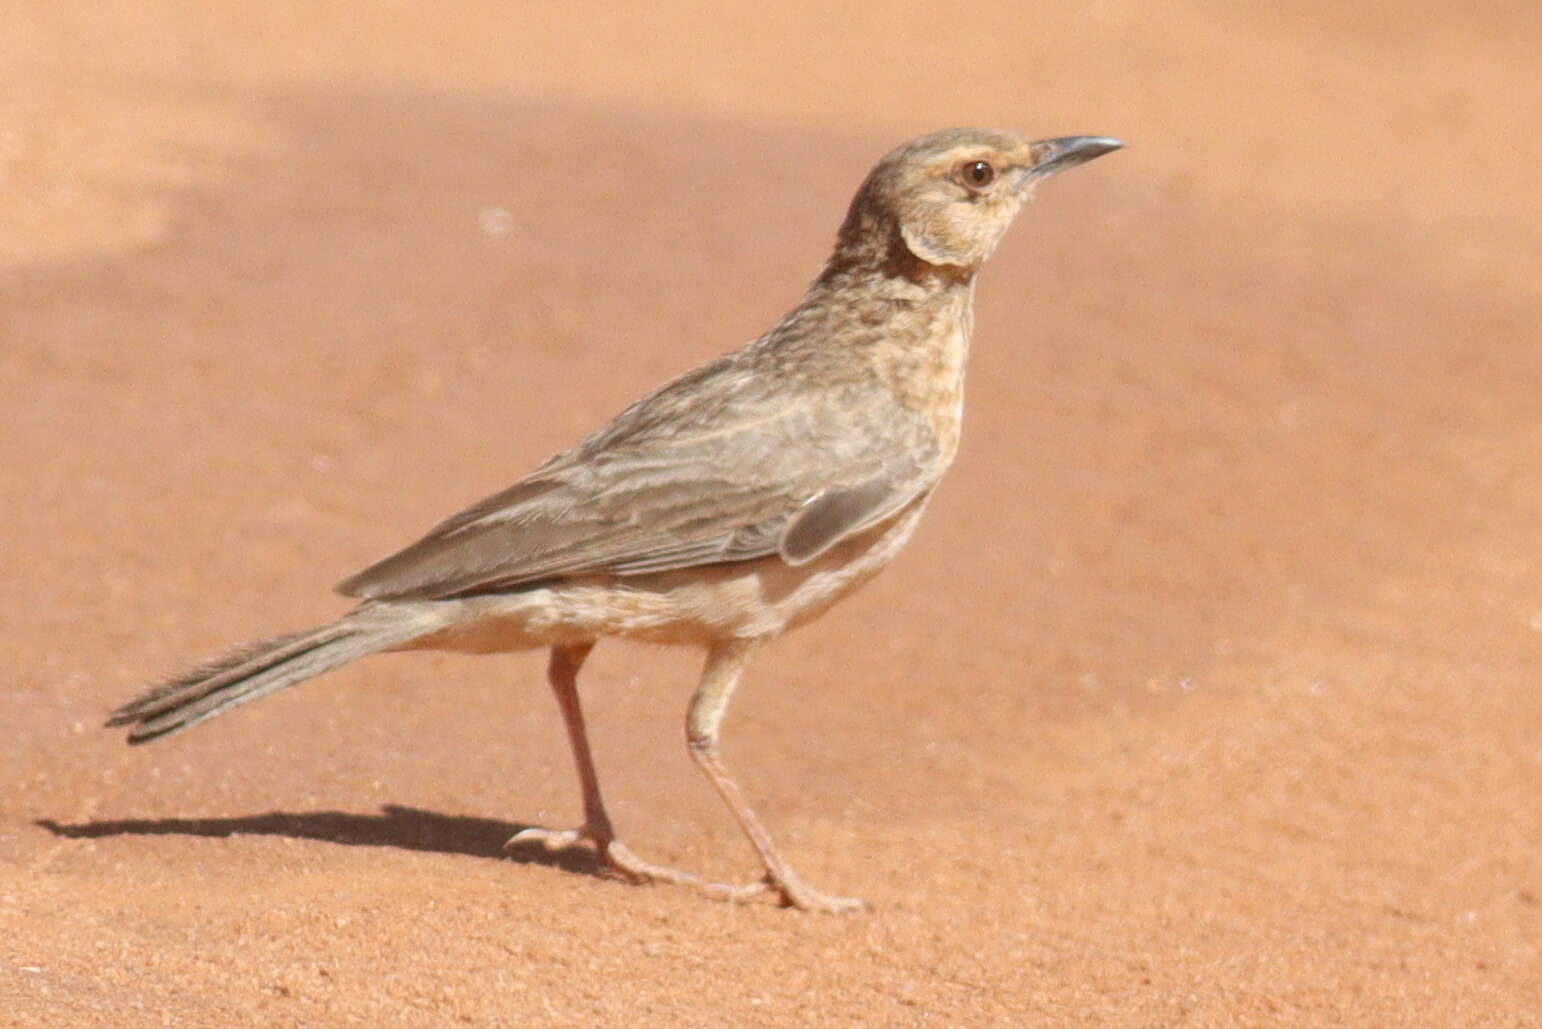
<box><xmin>959</xmin><ymin>159</ymin><xmax>996</xmax><ymax>189</ymax></box>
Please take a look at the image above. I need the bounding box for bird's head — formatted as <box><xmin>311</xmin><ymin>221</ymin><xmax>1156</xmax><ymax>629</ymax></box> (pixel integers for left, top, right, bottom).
<box><xmin>829</xmin><ymin>128</ymin><xmax>1122</xmax><ymax>284</ymax></box>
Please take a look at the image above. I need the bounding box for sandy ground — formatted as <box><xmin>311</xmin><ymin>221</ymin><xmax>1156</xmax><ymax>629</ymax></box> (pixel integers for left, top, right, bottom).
<box><xmin>3</xmin><ymin>2</ymin><xmax>1541</xmax><ymax>1025</ymax></box>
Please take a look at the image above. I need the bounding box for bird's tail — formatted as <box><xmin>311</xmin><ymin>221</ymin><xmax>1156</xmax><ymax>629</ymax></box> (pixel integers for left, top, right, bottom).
<box><xmin>106</xmin><ymin>604</ymin><xmax>440</xmax><ymax>744</ymax></box>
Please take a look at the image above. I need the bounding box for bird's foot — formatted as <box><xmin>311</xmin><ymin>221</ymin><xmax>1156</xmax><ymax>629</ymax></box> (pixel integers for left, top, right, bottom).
<box><xmin>762</xmin><ymin>867</ymin><xmax>869</xmax><ymax>914</ymax></box>
<box><xmin>601</xmin><ymin>840</ymin><xmax>771</xmax><ymax>901</ymax></box>
<box><xmin>505</xmin><ymin>822</ymin><xmax>602</xmax><ymax>854</ymax></box>
<box><xmin>605</xmin><ymin>843</ymin><xmax>867</xmax><ymax>913</ymax></box>
<box><xmin>505</xmin><ymin>825</ymin><xmax>768</xmax><ymax>899</ymax></box>
<box><xmin>505</xmin><ymin>821</ymin><xmax>648</xmax><ymax>880</ymax></box>
<box><xmin>506</xmin><ymin>825</ymin><xmax>863</xmax><ymax>911</ymax></box>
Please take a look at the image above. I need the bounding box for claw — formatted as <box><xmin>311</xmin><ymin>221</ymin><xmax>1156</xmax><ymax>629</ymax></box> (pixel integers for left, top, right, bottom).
<box><xmin>504</xmin><ymin>824</ymin><xmax>597</xmax><ymax>853</ymax></box>
<box><xmin>766</xmin><ymin>870</ymin><xmax>868</xmax><ymax>914</ymax></box>
<box><xmin>774</xmin><ymin>885</ymin><xmax>868</xmax><ymax>914</ymax></box>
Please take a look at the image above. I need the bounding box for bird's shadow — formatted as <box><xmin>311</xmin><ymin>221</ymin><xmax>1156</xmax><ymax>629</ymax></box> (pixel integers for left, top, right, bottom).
<box><xmin>35</xmin><ymin>805</ymin><xmax>601</xmax><ymax>877</ymax></box>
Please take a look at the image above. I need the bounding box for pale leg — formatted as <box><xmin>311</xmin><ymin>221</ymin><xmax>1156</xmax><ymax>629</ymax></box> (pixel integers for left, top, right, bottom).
<box><xmin>507</xmin><ymin>643</ymin><xmax>767</xmax><ymax>900</ymax></box>
<box><xmin>686</xmin><ymin>637</ymin><xmax>867</xmax><ymax>913</ymax></box>
<box><xmin>505</xmin><ymin>643</ymin><xmax>615</xmax><ymax>855</ymax></box>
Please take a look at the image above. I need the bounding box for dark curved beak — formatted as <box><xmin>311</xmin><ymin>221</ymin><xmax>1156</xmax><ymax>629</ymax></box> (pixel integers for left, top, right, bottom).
<box><xmin>1024</xmin><ymin>136</ymin><xmax>1124</xmax><ymax>182</ymax></box>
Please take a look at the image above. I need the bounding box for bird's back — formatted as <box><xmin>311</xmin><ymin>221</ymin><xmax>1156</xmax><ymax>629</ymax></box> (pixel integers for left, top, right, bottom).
<box><xmin>337</xmin><ymin>282</ymin><xmax>970</xmax><ymax>604</ymax></box>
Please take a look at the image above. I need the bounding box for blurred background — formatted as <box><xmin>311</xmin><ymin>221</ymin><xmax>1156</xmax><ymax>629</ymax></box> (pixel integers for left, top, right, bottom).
<box><xmin>3</xmin><ymin>2</ymin><xmax>1539</xmax><ymax>1025</ymax></box>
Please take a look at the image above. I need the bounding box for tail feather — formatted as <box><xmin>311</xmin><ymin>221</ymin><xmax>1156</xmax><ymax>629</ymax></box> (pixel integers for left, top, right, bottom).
<box><xmin>107</xmin><ymin>607</ymin><xmax>435</xmax><ymax>743</ymax></box>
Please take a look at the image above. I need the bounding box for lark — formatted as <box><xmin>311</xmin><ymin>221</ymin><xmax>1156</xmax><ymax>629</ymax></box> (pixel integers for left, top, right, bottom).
<box><xmin>108</xmin><ymin>128</ymin><xmax>1122</xmax><ymax>912</ymax></box>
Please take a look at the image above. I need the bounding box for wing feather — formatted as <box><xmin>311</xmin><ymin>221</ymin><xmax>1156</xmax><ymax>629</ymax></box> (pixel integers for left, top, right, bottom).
<box><xmin>337</xmin><ymin>356</ymin><xmax>940</xmax><ymax>601</ymax></box>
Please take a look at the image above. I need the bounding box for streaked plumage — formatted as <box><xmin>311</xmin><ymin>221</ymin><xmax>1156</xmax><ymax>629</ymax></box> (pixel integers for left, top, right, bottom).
<box><xmin>107</xmin><ymin>128</ymin><xmax>1122</xmax><ymax>911</ymax></box>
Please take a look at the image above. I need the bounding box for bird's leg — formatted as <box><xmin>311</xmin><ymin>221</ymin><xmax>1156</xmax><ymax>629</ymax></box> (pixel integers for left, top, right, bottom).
<box><xmin>685</xmin><ymin>638</ymin><xmax>867</xmax><ymax>913</ymax></box>
<box><xmin>505</xmin><ymin>643</ymin><xmax>619</xmax><ymax>857</ymax></box>
<box><xmin>506</xmin><ymin>643</ymin><xmax>768</xmax><ymax>901</ymax></box>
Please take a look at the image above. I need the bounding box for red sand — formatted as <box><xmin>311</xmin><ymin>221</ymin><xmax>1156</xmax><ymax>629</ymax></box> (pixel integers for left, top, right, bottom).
<box><xmin>3</xmin><ymin>3</ymin><xmax>1540</xmax><ymax>1024</ymax></box>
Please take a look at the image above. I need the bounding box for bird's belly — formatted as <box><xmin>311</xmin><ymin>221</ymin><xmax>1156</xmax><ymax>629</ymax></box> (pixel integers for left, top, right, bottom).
<box><xmin>409</xmin><ymin>501</ymin><xmax>929</xmax><ymax>653</ymax></box>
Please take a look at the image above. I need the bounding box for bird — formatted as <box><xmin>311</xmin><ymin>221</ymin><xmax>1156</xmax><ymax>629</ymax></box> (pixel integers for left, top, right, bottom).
<box><xmin>107</xmin><ymin>127</ymin><xmax>1122</xmax><ymax>912</ymax></box>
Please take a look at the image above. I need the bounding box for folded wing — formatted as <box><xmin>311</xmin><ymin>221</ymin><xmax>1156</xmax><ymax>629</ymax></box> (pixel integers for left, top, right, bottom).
<box><xmin>337</xmin><ymin>368</ymin><xmax>939</xmax><ymax>601</ymax></box>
